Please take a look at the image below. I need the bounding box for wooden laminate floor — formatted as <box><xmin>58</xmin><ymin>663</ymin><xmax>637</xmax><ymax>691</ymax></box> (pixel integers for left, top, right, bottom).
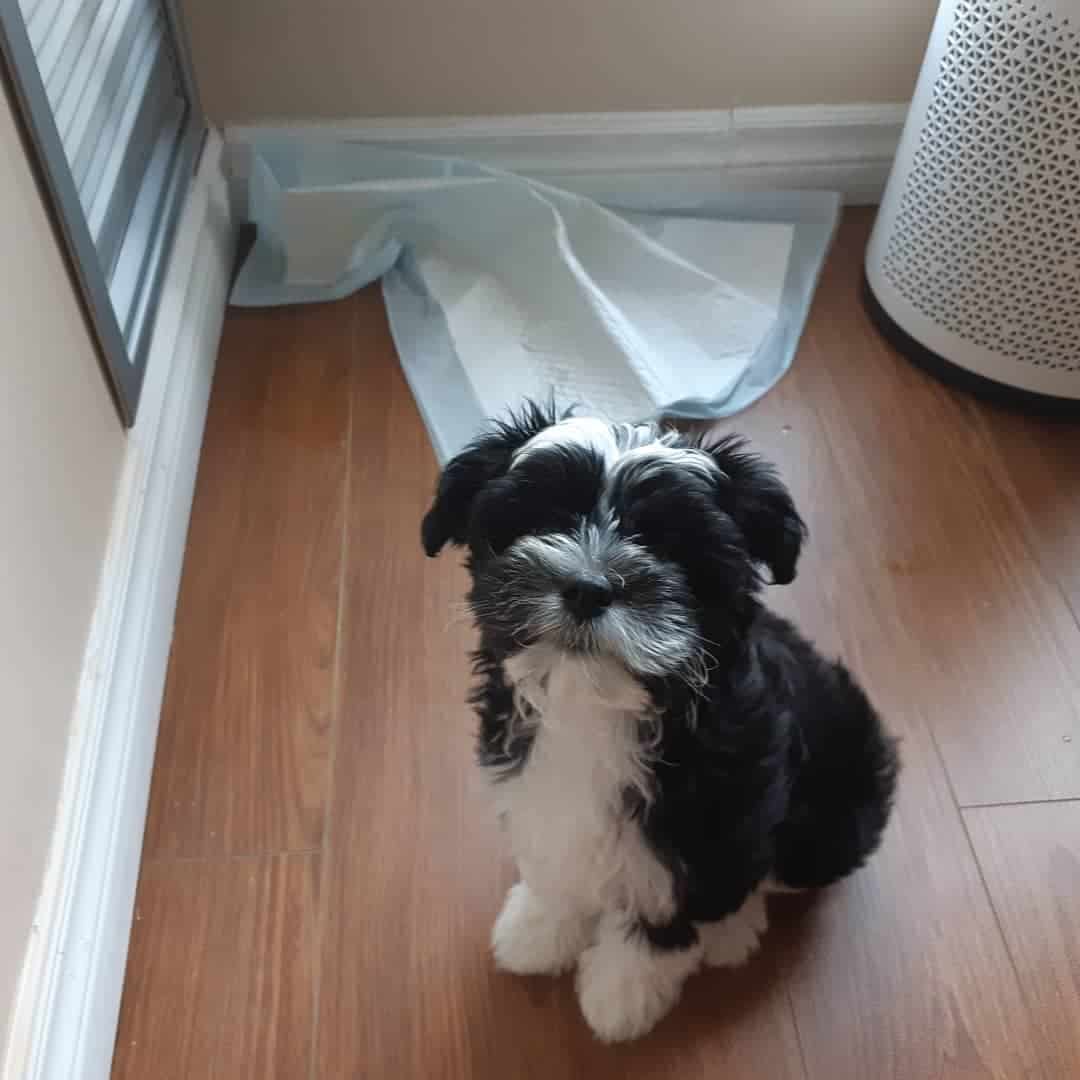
<box><xmin>112</xmin><ymin>211</ymin><xmax>1080</xmax><ymax>1079</ymax></box>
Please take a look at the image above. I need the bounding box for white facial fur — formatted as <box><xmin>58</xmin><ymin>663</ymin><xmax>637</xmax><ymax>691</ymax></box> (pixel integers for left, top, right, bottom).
<box><xmin>502</xmin><ymin>527</ymin><xmax>703</xmax><ymax>679</ymax></box>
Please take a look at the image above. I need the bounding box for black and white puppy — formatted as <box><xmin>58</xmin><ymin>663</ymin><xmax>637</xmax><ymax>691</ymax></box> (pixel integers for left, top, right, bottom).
<box><xmin>422</xmin><ymin>403</ymin><xmax>899</xmax><ymax>1043</ymax></box>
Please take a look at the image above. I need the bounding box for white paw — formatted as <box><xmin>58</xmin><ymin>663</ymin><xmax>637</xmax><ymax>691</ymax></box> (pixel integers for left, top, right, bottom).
<box><xmin>698</xmin><ymin>892</ymin><xmax>769</xmax><ymax>968</ymax></box>
<box><xmin>576</xmin><ymin>916</ymin><xmax>702</xmax><ymax>1043</ymax></box>
<box><xmin>491</xmin><ymin>883</ymin><xmax>590</xmax><ymax>976</ymax></box>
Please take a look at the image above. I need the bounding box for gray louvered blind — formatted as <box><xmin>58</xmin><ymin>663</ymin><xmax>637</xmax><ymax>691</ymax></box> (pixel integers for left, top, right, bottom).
<box><xmin>0</xmin><ymin>0</ymin><xmax>205</xmax><ymax>421</ymax></box>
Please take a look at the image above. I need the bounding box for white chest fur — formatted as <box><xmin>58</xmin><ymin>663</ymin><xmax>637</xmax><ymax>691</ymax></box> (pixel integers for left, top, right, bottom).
<box><xmin>496</xmin><ymin>648</ymin><xmax>675</xmax><ymax>924</ymax></box>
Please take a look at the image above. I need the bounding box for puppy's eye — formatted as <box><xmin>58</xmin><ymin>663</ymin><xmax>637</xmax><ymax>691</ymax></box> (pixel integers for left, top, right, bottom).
<box><xmin>470</xmin><ymin>485</ymin><xmax>586</xmax><ymax>556</ymax></box>
<box><xmin>488</xmin><ymin>508</ymin><xmax>582</xmax><ymax>556</ymax></box>
<box><xmin>620</xmin><ymin>490</ymin><xmax>716</xmax><ymax>560</ymax></box>
<box><xmin>469</xmin><ymin>448</ymin><xmax>604</xmax><ymax>555</ymax></box>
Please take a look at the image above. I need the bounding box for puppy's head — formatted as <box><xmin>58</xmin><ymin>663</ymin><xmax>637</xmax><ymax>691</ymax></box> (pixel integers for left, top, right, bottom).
<box><xmin>422</xmin><ymin>403</ymin><xmax>805</xmax><ymax>681</ymax></box>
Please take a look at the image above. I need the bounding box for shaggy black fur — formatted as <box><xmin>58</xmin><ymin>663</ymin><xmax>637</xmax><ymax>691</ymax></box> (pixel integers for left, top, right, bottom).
<box><xmin>422</xmin><ymin>402</ymin><xmax>899</xmax><ymax>950</ymax></box>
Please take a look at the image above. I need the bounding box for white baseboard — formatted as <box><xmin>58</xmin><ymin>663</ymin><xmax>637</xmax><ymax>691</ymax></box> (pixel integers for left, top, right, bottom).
<box><xmin>228</xmin><ymin>103</ymin><xmax>907</xmax><ymax>204</ymax></box>
<box><xmin>2</xmin><ymin>131</ymin><xmax>234</xmax><ymax>1080</ymax></box>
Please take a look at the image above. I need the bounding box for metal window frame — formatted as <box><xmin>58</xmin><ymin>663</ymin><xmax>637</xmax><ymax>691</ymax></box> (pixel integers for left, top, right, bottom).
<box><xmin>0</xmin><ymin>0</ymin><xmax>206</xmax><ymax>424</ymax></box>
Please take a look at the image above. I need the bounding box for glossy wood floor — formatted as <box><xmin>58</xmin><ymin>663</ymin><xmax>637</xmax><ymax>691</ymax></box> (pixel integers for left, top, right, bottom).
<box><xmin>112</xmin><ymin>210</ymin><xmax>1080</xmax><ymax>1079</ymax></box>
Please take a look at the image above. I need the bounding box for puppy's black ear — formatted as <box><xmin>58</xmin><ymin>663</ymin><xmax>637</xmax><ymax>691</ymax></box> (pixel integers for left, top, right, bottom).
<box><xmin>705</xmin><ymin>435</ymin><xmax>806</xmax><ymax>585</ymax></box>
<box><xmin>421</xmin><ymin>400</ymin><xmax>558</xmax><ymax>557</ymax></box>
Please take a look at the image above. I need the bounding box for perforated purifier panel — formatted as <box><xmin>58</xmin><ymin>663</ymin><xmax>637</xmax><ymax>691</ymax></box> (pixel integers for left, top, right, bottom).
<box><xmin>879</xmin><ymin>0</ymin><xmax>1080</xmax><ymax>373</ymax></box>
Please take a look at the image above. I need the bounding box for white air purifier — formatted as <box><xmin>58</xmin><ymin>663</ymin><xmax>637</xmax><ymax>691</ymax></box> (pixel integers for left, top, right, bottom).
<box><xmin>865</xmin><ymin>0</ymin><xmax>1080</xmax><ymax>410</ymax></box>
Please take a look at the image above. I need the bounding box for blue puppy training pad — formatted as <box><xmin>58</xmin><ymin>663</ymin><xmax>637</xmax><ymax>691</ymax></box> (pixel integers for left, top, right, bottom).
<box><xmin>229</xmin><ymin>139</ymin><xmax>840</xmax><ymax>461</ymax></box>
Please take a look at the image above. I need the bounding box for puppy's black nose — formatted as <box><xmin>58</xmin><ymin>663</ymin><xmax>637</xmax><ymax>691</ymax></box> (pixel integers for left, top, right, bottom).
<box><xmin>562</xmin><ymin>574</ymin><xmax>614</xmax><ymax>620</ymax></box>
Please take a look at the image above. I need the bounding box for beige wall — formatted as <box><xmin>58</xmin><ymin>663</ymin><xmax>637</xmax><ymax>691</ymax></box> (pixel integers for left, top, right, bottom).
<box><xmin>185</xmin><ymin>0</ymin><xmax>936</xmax><ymax>123</ymax></box>
<box><xmin>0</xmin><ymin>83</ymin><xmax>125</xmax><ymax>1042</ymax></box>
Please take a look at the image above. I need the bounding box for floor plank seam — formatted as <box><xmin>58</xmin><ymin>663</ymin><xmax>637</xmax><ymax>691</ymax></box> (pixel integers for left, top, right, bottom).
<box><xmin>928</xmin><ymin>721</ymin><xmax>1037</xmax><ymax>1031</ymax></box>
<box><xmin>957</xmin><ymin>795</ymin><xmax>1080</xmax><ymax>811</ymax></box>
<box><xmin>307</xmin><ymin>301</ymin><xmax>358</xmax><ymax>1080</ymax></box>
<box><xmin>785</xmin><ymin>988</ymin><xmax>813</xmax><ymax>1080</ymax></box>
<box><xmin>963</xmin><ymin>396</ymin><xmax>1080</xmax><ymax>648</ymax></box>
<box><xmin>142</xmin><ymin>848</ymin><xmax>321</xmax><ymax>865</ymax></box>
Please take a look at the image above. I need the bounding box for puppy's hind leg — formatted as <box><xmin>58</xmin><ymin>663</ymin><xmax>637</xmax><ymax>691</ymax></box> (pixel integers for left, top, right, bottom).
<box><xmin>773</xmin><ymin>666</ymin><xmax>900</xmax><ymax>891</ymax></box>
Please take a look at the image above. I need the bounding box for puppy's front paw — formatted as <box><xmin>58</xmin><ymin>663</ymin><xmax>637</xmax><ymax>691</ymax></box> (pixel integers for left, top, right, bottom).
<box><xmin>699</xmin><ymin>892</ymin><xmax>768</xmax><ymax>968</ymax></box>
<box><xmin>491</xmin><ymin>882</ymin><xmax>590</xmax><ymax>976</ymax></box>
<box><xmin>576</xmin><ymin>916</ymin><xmax>702</xmax><ymax>1043</ymax></box>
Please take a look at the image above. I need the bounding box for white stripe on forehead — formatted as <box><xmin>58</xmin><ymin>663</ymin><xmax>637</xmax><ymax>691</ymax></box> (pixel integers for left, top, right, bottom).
<box><xmin>613</xmin><ymin>442</ymin><xmax>721</xmax><ymax>484</ymax></box>
<box><xmin>512</xmin><ymin>416</ymin><xmax>622</xmax><ymax>468</ymax></box>
<box><xmin>512</xmin><ymin>415</ymin><xmax>719</xmax><ymax>485</ymax></box>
